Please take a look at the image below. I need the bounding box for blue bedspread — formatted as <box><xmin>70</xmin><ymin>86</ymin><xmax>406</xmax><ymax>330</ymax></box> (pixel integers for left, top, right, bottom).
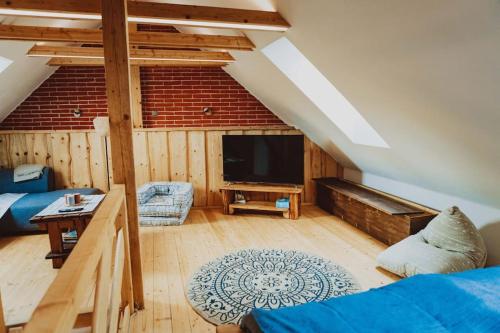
<box><xmin>251</xmin><ymin>267</ymin><xmax>500</xmax><ymax>332</ymax></box>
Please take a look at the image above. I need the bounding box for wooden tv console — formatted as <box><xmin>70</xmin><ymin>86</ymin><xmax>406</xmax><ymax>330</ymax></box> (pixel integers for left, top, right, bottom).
<box><xmin>220</xmin><ymin>183</ymin><xmax>304</xmax><ymax>220</ymax></box>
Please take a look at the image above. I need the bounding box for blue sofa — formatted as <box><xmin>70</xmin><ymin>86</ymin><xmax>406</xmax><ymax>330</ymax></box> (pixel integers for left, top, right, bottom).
<box><xmin>0</xmin><ymin>167</ymin><xmax>102</xmax><ymax>235</ymax></box>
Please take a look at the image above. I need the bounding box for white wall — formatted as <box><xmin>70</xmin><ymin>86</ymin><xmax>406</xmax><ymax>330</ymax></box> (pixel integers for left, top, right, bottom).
<box><xmin>0</xmin><ymin>41</ymin><xmax>56</xmax><ymax>121</ymax></box>
<box><xmin>223</xmin><ymin>0</ymin><xmax>500</xmax><ymax>261</ymax></box>
<box><xmin>0</xmin><ymin>17</ymin><xmax>100</xmax><ymax>121</ymax></box>
<box><xmin>344</xmin><ymin>168</ymin><xmax>500</xmax><ymax>266</ymax></box>
<box><xmin>225</xmin><ymin>0</ymin><xmax>500</xmax><ymax>209</ymax></box>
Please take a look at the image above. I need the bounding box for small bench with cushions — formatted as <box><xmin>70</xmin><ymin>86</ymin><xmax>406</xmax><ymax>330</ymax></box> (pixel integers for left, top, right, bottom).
<box><xmin>137</xmin><ymin>182</ymin><xmax>193</xmax><ymax>226</ymax></box>
<box><xmin>0</xmin><ymin>167</ymin><xmax>102</xmax><ymax>235</ymax></box>
<box><xmin>377</xmin><ymin>206</ymin><xmax>487</xmax><ymax>277</ymax></box>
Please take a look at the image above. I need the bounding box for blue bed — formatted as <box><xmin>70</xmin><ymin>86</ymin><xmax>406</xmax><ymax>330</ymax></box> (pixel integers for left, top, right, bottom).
<box><xmin>241</xmin><ymin>267</ymin><xmax>500</xmax><ymax>333</ymax></box>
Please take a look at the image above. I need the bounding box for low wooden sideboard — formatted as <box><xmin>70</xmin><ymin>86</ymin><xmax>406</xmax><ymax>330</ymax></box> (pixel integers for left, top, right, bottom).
<box><xmin>314</xmin><ymin>178</ymin><xmax>437</xmax><ymax>245</ymax></box>
<box><xmin>220</xmin><ymin>183</ymin><xmax>304</xmax><ymax>220</ymax></box>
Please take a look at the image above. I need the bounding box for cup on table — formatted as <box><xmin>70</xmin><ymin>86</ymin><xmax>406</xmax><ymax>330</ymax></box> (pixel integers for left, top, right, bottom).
<box><xmin>64</xmin><ymin>194</ymin><xmax>77</xmax><ymax>206</ymax></box>
<box><xmin>74</xmin><ymin>193</ymin><xmax>81</xmax><ymax>204</ymax></box>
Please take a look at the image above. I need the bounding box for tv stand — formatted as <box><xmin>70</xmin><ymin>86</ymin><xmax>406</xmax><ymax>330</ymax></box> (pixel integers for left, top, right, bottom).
<box><xmin>220</xmin><ymin>183</ymin><xmax>304</xmax><ymax>220</ymax></box>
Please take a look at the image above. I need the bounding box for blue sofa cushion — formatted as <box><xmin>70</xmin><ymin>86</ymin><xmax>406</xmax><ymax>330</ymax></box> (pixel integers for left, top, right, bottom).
<box><xmin>0</xmin><ymin>167</ymin><xmax>54</xmax><ymax>194</ymax></box>
<box><xmin>0</xmin><ymin>188</ymin><xmax>102</xmax><ymax>235</ymax></box>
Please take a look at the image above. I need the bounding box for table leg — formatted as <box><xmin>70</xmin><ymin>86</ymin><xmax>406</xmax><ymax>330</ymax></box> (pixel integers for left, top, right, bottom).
<box><xmin>75</xmin><ymin>219</ymin><xmax>86</xmax><ymax>239</ymax></box>
<box><xmin>221</xmin><ymin>190</ymin><xmax>234</xmax><ymax>215</ymax></box>
<box><xmin>289</xmin><ymin>193</ymin><xmax>300</xmax><ymax>220</ymax></box>
<box><xmin>47</xmin><ymin>222</ymin><xmax>64</xmax><ymax>269</ymax></box>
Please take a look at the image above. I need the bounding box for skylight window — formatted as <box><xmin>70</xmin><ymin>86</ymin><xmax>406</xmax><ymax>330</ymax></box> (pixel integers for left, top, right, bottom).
<box><xmin>0</xmin><ymin>56</ymin><xmax>13</xmax><ymax>74</ymax></box>
<box><xmin>262</xmin><ymin>37</ymin><xmax>389</xmax><ymax>148</ymax></box>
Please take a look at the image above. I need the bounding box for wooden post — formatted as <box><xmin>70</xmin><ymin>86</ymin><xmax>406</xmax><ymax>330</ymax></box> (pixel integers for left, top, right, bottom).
<box><xmin>130</xmin><ymin>66</ymin><xmax>143</xmax><ymax>128</ymax></box>
<box><xmin>101</xmin><ymin>0</ymin><xmax>144</xmax><ymax>308</ymax></box>
<box><xmin>129</xmin><ymin>23</ymin><xmax>143</xmax><ymax>129</ymax></box>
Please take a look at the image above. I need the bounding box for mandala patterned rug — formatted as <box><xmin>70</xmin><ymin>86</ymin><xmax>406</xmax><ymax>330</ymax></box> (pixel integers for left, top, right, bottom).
<box><xmin>186</xmin><ymin>249</ymin><xmax>361</xmax><ymax>325</ymax></box>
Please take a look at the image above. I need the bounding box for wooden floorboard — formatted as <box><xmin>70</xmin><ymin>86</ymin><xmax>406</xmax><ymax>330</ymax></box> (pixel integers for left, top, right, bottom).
<box><xmin>0</xmin><ymin>206</ymin><xmax>397</xmax><ymax>331</ymax></box>
<box><xmin>0</xmin><ymin>234</ymin><xmax>57</xmax><ymax>326</ymax></box>
<box><xmin>131</xmin><ymin>206</ymin><xmax>397</xmax><ymax>333</ymax></box>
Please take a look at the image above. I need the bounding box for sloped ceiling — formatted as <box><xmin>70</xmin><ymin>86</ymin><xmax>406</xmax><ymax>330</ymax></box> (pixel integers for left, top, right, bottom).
<box><xmin>224</xmin><ymin>0</ymin><xmax>500</xmax><ymax>209</ymax></box>
<box><xmin>0</xmin><ymin>0</ymin><xmax>499</xmax><ymax>211</ymax></box>
<box><xmin>0</xmin><ymin>17</ymin><xmax>99</xmax><ymax>122</ymax></box>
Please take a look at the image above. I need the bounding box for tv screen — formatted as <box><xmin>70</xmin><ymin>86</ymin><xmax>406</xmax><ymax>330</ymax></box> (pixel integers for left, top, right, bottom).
<box><xmin>222</xmin><ymin>135</ymin><xmax>304</xmax><ymax>185</ymax></box>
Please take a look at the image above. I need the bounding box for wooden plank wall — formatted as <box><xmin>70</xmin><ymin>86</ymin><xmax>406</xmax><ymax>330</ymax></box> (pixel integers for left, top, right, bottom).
<box><xmin>0</xmin><ymin>131</ymin><xmax>109</xmax><ymax>192</ymax></box>
<box><xmin>0</xmin><ymin>128</ymin><xmax>340</xmax><ymax>206</ymax></box>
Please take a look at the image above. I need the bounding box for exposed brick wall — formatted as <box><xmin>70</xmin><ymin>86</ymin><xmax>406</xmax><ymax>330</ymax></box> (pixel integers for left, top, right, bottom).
<box><xmin>141</xmin><ymin>67</ymin><xmax>283</xmax><ymax>127</ymax></box>
<box><xmin>0</xmin><ymin>66</ymin><xmax>284</xmax><ymax>130</ymax></box>
<box><xmin>0</xmin><ymin>67</ymin><xmax>107</xmax><ymax>130</ymax></box>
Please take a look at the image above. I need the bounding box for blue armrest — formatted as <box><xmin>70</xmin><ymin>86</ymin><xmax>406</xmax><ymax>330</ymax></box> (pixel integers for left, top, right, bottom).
<box><xmin>0</xmin><ymin>167</ymin><xmax>54</xmax><ymax>194</ymax></box>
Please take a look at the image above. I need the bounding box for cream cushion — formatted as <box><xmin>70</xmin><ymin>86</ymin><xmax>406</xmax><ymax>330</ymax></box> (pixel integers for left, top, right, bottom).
<box><xmin>377</xmin><ymin>206</ymin><xmax>487</xmax><ymax>277</ymax></box>
<box><xmin>377</xmin><ymin>233</ymin><xmax>477</xmax><ymax>277</ymax></box>
<box><xmin>421</xmin><ymin>206</ymin><xmax>487</xmax><ymax>267</ymax></box>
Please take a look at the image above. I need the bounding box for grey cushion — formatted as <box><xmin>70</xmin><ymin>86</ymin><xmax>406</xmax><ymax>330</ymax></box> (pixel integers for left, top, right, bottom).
<box><xmin>377</xmin><ymin>206</ymin><xmax>487</xmax><ymax>277</ymax></box>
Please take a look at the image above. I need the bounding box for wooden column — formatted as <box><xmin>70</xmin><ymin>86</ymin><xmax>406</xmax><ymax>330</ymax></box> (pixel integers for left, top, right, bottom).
<box><xmin>101</xmin><ymin>0</ymin><xmax>144</xmax><ymax>308</ymax></box>
<box><xmin>130</xmin><ymin>66</ymin><xmax>143</xmax><ymax>128</ymax></box>
<box><xmin>129</xmin><ymin>23</ymin><xmax>143</xmax><ymax>129</ymax></box>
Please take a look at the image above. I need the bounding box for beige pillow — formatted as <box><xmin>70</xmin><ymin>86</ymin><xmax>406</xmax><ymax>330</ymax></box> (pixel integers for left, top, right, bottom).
<box><xmin>377</xmin><ymin>233</ymin><xmax>477</xmax><ymax>277</ymax></box>
<box><xmin>421</xmin><ymin>206</ymin><xmax>487</xmax><ymax>267</ymax></box>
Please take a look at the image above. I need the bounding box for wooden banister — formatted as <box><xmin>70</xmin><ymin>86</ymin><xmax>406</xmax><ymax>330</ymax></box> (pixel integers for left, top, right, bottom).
<box><xmin>0</xmin><ymin>292</ymin><xmax>6</xmax><ymax>333</ymax></box>
<box><xmin>23</xmin><ymin>185</ymin><xmax>136</xmax><ymax>333</ymax></box>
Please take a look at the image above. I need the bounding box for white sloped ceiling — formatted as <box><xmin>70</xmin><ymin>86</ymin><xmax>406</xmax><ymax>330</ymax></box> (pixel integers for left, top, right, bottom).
<box><xmin>0</xmin><ymin>17</ymin><xmax>100</xmax><ymax>122</ymax></box>
<box><xmin>0</xmin><ymin>0</ymin><xmax>499</xmax><ymax>213</ymax></box>
<box><xmin>224</xmin><ymin>0</ymin><xmax>500</xmax><ymax>209</ymax></box>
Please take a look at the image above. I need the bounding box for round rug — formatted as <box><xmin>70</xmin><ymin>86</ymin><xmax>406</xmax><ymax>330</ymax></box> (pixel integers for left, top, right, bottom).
<box><xmin>186</xmin><ymin>249</ymin><xmax>361</xmax><ymax>325</ymax></box>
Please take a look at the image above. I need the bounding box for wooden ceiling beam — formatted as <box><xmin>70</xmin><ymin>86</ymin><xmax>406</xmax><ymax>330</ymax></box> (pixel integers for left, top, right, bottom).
<box><xmin>46</xmin><ymin>57</ymin><xmax>227</xmax><ymax>67</ymax></box>
<box><xmin>29</xmin><ymin>45</ymin><xmax>234</xmax><ymax>62</ymax></box>
<box><xmin>0</xmin><ymin>24</ymin><xmax>255</xmax><ymax>50</ymax></box>
<box><xmin>0</xmin><ymin>0</ymin><xmax>290</xmax><ymax>31</ymax></box>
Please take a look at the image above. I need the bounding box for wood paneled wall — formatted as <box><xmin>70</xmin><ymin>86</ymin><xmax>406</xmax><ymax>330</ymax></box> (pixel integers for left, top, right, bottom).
<box><xmin>0</xmin><ymin>127</ymin><xmax>340</xmax><ymax>206</ymax></box>
<box><xmin>0</xmin><ymin>131</ymin><xmax>109</xmax><ymax>192</ymax></box>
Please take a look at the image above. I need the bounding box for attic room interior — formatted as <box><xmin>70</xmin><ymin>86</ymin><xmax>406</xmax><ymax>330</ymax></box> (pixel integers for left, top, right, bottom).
<box><xmin>0</xmin><ymin>0</ymin><xmax>499</xmax><ymax>332</ymax></box>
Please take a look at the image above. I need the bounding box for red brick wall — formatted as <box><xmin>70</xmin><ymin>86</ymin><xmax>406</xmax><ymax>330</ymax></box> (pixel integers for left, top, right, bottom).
<box><xmin>141</xmin><ymin>67</ymin><xmax>282</xmax><ymax>127</ymax></box>
<box><xmin>0</xmin><ymin>66</ymin><xmax>284</xmax><ymax>130</ymax></box>
<box><xmin>0</xmin><ymin>67</ymin><xmax>107</xmax><ymax>130</ymax></box>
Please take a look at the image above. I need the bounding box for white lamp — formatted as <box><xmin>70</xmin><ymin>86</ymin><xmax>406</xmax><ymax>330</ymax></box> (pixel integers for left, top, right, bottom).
<box><xmin>93</xmin><ymin>116</ymin><xmax>110</xmax><ymax>137</ymax></box>
<box><xmin>93</xmin><ymin>117</ymin><xmax>111</xmax><ymax>190</ymax></box>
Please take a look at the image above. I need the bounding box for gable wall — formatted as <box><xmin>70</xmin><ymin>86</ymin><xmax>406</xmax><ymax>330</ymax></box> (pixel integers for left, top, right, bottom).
<box><xmin>0</xmin><ymin>66</ymin><xmax>284</xmax><ymax>130</ymax></box>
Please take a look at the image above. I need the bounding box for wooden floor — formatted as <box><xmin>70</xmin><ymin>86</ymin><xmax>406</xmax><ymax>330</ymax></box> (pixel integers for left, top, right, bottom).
<box><xmin>0</xmin><ymin>232</ymin><xmax>57</xmax><ymax>326</ymax></box>
<box><xmin>129</xmin><ymin>206</ymin><xmax>398</xmax><ymax>333</ymax></box>
<box><xmin>0</xmin><ymin>206</ymin><xmax>398</xmax><ymax>331</ymax></box>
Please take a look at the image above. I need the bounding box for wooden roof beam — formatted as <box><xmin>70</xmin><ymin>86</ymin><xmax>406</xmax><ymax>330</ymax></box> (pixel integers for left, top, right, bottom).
<box><xmin>0</xmin><ymin>0</ymin><xmax>290</xmax><ymax>31</ymax></box>
<box><xmin>0</xmin><ymin>24</ymin><xmax>255</xmax><ymax>50</ymax></box>
<box><xmin>46</xmin><ymin>57</ymin><xmax>227</xmax><ymax>67</ymax></box>
<box><xmin>28</xmin><ymin>45</ymin><xmax>234</xmax><ymax>63</ymax></box>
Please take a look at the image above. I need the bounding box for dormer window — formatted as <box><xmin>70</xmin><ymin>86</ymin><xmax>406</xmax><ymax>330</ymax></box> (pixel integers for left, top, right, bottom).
<box><xmin>262</xmin><ymin>37</ymin><xmax>389</xmax><ymax>148</ymax></box>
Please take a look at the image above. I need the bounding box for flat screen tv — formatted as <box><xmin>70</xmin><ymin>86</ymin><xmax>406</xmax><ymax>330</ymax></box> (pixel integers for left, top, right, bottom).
<box><xmin>222</xmin><ymin>135</ymin><xmax>304</xmax><ymax>185</ymax></box>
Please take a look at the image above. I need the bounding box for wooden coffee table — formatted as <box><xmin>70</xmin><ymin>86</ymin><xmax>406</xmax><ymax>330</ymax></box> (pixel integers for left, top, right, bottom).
<box><xmin>30</xmin><ymin>195</ymin><xmax>105</xmax><ymax>268</ymax></box>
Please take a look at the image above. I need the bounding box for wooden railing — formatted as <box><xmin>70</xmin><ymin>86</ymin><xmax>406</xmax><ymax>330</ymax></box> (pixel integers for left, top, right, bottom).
<box><xmin>0</xmin><ymin>292</ymin><xmax>5</xmax><ymax>333</ymax></box>
<box><xmin>22</xmin><ymin>185</ymin><xmax>134</xmax><ymax>333</ymax></box>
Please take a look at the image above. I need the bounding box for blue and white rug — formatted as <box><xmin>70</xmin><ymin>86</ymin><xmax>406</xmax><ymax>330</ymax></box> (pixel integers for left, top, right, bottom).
<box><xmin>187</xmin><ymin>249</ymin><xmax>361</xmax><ymax>325</ymax></box>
